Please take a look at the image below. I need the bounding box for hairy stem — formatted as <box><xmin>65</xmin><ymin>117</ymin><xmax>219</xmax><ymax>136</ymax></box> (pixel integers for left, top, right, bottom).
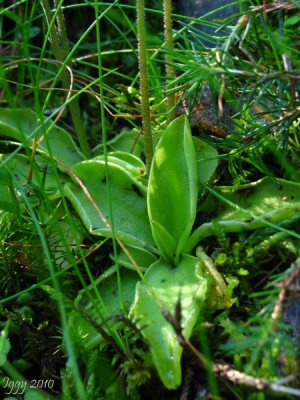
<box><xmin>163</xmin><ymin>0</ymin><xmax>175</xmax><ymax>122</ymax></box>
<box><xmin>136</xmin><ymin>0</ymin><xmax>153</xmax><ymax>172</ymax></box>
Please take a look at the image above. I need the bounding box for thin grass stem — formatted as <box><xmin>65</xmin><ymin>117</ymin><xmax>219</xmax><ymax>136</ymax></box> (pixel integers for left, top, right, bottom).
<box><xmin>136</xmin><ymin>0</ymin><xmax>153</xmax><ymax>172</ymax></box>
<box><xmin>41</xmin><ymin>0</ymin><xmax>91</xmax><ymax>157</ymax></box>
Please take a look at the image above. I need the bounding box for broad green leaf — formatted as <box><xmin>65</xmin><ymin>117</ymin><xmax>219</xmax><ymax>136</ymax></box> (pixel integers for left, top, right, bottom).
<box><xmin>215</xmin><ymin>177</ymin><xmax>300</xmax><ymax>220</ymax></box>
<box><xmin>131</xmin><ymin>255</ymin><xmax>207</xmax><ymax>389</ymax></box>
<box><xmin>185</xmin><ymin>177</ymin><xmax>300</xmax><ymax>251</ymax></box>
<box><xmin>0</xmin><ymin>109</ymin><xmax>83</xmax><ymax>167</ymax></box>
<box><xmin>197</xmin><ymin>176</ymin><xmax>300</xmax><ymax>221</ymax></box>
<box><xmin>95</xmin><ymin>151</ymin><xmax>145</xmax><ymax>175</ymax></box>
<box><xmin>193</xmin><ymin>137</ymin><xmax>218</xmax><ymax>185</ymax></box>
<box><xmin>1</xmin><ymin>154</ymin><xmax>68</xmax><ymax>204</ymax></box>
<box><xmin>148</xmin><ymin>116</ymin><xmax>198</xmax><ymax>263</ymax></box>
<box><xmin>64</xmin><ymin>159</ymin><xmax>155</xmax><ymax>250</ymax></box>
<box><xmin>70</xmin><ymin>269</ymin><xmax>140</xmax><ymax>350</ymax></box>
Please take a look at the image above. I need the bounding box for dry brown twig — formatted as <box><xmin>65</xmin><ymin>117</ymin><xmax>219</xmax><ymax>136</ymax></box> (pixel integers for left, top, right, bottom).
<box><xmin>251</xmin><ymin>2</ymin><xmax>297</xmax><ymax>13</ymax></box>
<box><xmin>162</xmin><ymin>305</ymin><xmax>300</xmax><ymax>397</ymax></box>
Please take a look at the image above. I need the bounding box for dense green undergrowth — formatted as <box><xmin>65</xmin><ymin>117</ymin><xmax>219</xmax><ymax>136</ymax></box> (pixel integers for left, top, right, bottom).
<box><xmin>0</xmin><ymin>1</ymin><xmax>300</xmax><ymax>399</ymax></box>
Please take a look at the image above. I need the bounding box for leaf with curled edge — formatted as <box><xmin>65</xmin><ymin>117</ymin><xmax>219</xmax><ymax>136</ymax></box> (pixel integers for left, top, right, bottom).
<box><xmin>184</xmin><ymin>177</ymin><xmax>300</xmax><ymax>252</ymax></box>
<box><xmin>64</xmin><ymin>159</ymin><xmax>156</xmax><ymax>252</ymax></box>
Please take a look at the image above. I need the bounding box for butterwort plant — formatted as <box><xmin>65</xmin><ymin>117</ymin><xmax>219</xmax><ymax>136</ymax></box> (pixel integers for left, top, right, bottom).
<box><xmin>131</xmin><ymin>115</ymin><xmax>218</xmax><ymax>389</ymax></box>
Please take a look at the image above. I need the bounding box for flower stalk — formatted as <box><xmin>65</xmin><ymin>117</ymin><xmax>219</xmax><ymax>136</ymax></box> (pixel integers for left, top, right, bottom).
<box><xmin>163</xmin><ymin>0</ymin><xmax>175</xmax><ymax>122</ymax></box>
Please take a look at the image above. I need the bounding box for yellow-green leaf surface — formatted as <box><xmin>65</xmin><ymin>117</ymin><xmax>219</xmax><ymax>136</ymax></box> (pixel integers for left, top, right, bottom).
<box><xmin>147</xmin><ymin>116</ymin><xmax>198</xmax><ymax>262</ymax></box>
<box><xmin>185</xmin><ymin>176</ymin><xmax>300</xmax><ymax>251</ymax></box>
<box><xmin>131</xmin><ymin>255</ymin><xmax>207</xmax><ymax>389</ymax></box>
<box><xmin>94</xmin><ymin>151</ymin><xmax>147</xmax><ymax>193</ymax></box>
<box><xmin>0</xmin><ymin>108</ymin><xmax>83</xmax><ymax>167</ymax></box>
<box><xmin>64</xmin><ymin>159</ymin><xmax>155</xmax><ymax>251</ymax></box>
<box><xmin>215</xmin><ymin>177</ymin><xmax>300</xmax><ymax>220</ymax></box>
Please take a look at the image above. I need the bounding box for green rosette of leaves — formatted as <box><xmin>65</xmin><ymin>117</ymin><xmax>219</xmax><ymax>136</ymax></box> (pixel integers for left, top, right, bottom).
<box><xmin>131</xmin><ymin>116</ymin><xmax>211</xmax><ymax>389</ymax></box>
